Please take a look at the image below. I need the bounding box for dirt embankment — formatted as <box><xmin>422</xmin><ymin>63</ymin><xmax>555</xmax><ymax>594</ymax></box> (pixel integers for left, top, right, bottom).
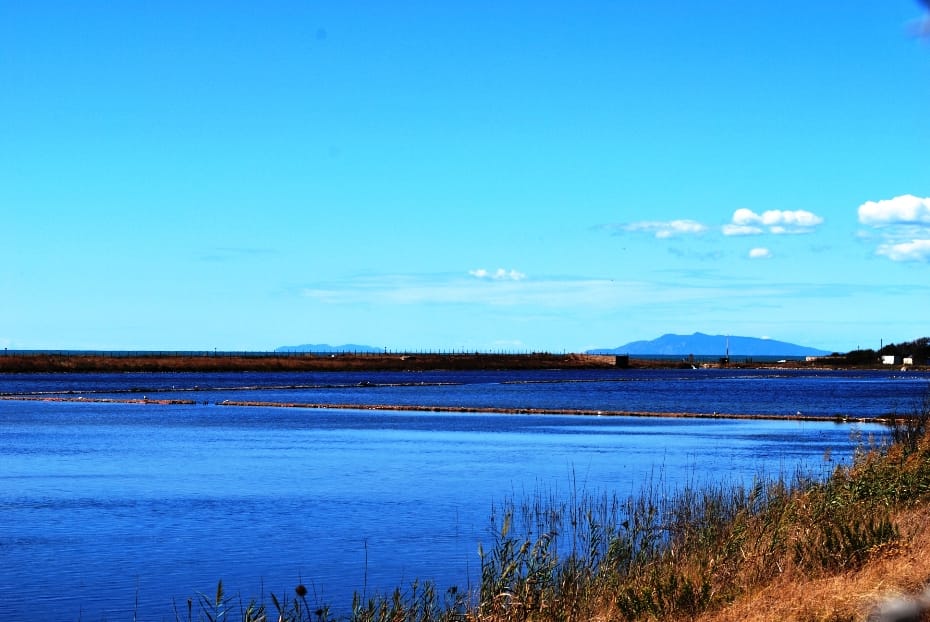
<box><xmin>0</xmin><ymin>352</ymin><xmax>918</xmax><ymax>374</ymax></box>
<box><xmin>0</xmin><ymin>352</ymin><xmax>620</xmax><ymax>373</ymax></box>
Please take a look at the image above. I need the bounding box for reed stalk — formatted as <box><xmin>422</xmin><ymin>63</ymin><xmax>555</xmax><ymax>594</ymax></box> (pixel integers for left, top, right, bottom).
<box><xmin>172</xmin><ymin>389</ymin><xmax>930</xmax><ymax>622</ymax></box>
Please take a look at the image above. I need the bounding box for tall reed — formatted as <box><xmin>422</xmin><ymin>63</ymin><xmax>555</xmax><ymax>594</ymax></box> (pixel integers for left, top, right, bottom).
<box><xmin>176</xmin><ymin>389</ymin><xmax>930</xmax><ymax>621</ymax></box>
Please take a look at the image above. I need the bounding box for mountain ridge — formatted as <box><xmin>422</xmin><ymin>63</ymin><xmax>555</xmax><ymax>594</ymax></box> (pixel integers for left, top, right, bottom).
<box><xmin>586</xmin><ymin>332</ymin><xmax>831</xmax><ymax>357</ymax></box>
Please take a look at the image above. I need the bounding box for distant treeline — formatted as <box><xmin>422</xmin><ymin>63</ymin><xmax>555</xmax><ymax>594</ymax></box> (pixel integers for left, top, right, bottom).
<box><xmin>833</xmin><ymin>337</ymin><xmax>930</xmax><ymax>366</ymax></box>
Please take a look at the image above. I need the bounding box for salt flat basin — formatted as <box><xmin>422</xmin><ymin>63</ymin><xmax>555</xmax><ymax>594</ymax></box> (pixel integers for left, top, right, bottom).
<box><xmin>2</xmin><ymin>367</ymin><xmax>927</xmax><ymax>418</ymax></box>
<box><xmin>0</xmin><ymin>368</ymin><xmax>919</xmax><ymax>620</ymax></box>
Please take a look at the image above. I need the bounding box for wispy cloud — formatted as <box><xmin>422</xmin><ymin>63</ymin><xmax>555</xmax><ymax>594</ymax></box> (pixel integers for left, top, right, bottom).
<box><xmin>469</xmin><ymin>268</ymin><xmax>527</xmax><ymax>281</ymax></box>
<box><xmin>858</xmin><ymin>195</ymin><xmax>930</xmax><ymax>262</ymax></box>
<box><xmin>723</xmin><ymin>208</ymin><xmax>824</xmax><ymax>236</ymax></box>
<box><xmin>299</xmin><ymin>271</ymin><xmax>821</xmax><ymax>311</ymax></box>
<box><xmin>615</xmin><ymin>219</ymin><xmax>708</xmax><ymax>239</ymax></box>
<box><xmin>748</xmin><ymin>247</ymin><xmax>772</xmax><ymax>259</ymax></box>
<box><xmin>303</xmin><ymin>273</ymin><xmax>624</xmax><ymax>308</ymax></box>
<box><xmin>722</xmin><ymin>224</ymin><xmax>763</xmax><ymax>236</ymax></box>
<box><xmin>876</xmin><ymin>240</ymin><xmax>930</xmax><ymax>262</ymax></box>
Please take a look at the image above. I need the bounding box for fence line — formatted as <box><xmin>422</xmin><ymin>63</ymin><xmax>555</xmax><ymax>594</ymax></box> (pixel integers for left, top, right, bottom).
<box><xmin>0</xmin><ymin>349</ymin><xmax>785</xmax><ymax>365</ymax></box>
<box><xmin>0</xmin><ymin>349</ymin><xmax>571</xmax><ymax>358</ymax></box>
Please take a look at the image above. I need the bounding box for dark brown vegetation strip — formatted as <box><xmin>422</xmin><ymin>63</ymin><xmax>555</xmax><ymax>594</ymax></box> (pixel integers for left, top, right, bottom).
<box><xmin>0</xmin><ymin>353</ymin><xmax>619</xmax><ymax>373</ymax></box>
<box><xmin>1</xmin><ymin>352</ymin><xmax>923</xmax><ymax>373</ymax></box>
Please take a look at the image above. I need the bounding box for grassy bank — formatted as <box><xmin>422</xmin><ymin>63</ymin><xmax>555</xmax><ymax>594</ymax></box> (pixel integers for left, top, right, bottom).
<box><xmin>175</xmin><ymin>404</ymin><xmax>930</xmax><ymax>622</ymax></box>
<box><xmin>1</xmin><ymin>352</ymin><xmax>924</xmax><ymax>373</ymax></box>
<box><xmin>0</xmin><ymin>352</ymin><xmax>618</xmax><ymax>373</ymax></box>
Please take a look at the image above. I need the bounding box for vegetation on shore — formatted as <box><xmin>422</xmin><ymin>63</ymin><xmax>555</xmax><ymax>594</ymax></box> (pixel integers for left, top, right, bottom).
<box><xmin>175</xmin><ymin>397</ymin><xmax>930</xmax><ymax>622</ymax></box>
<box><xmin>0</xmin><ymin>352</ymin><xmax>618</xmax><ymax>373</ymax></box>
<box><xmin>831</xmin><ymin>337</ymin><xmax>930</xmax><ymax>368</ymax></box>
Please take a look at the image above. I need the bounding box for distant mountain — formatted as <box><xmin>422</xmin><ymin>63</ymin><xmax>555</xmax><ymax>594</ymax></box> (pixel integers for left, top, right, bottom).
<box><xmin>275</xmin><ymin>344</ymin><xmax>382</xmax><ymax>353</ymax></box>
<box><xmin>587</xmin><ymin>333</ymin><xmax>831</xmax><ymax>357</ymax></box>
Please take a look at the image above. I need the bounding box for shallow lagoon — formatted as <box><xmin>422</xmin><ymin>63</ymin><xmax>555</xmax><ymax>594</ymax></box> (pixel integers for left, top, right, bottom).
<box><xmin>0</xmin><ymin>369</ymin><xmax>924</xmax><ymax>620</ymax></box>
<box><xmin>4</xmin><ymin>367</ymin><xmax>928</xmax><ymax>417</ymax></box>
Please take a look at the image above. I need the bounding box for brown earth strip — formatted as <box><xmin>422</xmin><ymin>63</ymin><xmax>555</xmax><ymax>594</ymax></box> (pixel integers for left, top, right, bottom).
<box><xmin>0</xmin><ymin>352</ymin><xmax>619</xmax><ymax>373</ymax></box>
<box><xmin>0</xmin><ymin>352</ymin><xmax>920</xmax><ymax>373</ymax></box>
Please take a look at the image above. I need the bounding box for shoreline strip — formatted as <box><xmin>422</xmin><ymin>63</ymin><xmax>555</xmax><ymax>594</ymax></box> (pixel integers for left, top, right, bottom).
<box><xmin>217</xmin><ymin>399</ymin><xmax>887</xmax><ymax>424</ymax></box>
<box><xmin>0</xmin><ymin>395</ymin><xmax>894</xmax><ymax>424</ymax></box>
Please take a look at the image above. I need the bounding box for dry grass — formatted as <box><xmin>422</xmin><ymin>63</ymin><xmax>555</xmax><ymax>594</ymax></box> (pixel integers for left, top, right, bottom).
<box><xmin>0</xmin><ymin>352</ymin><xmax>617</xmax><ymax>373</ymax></box>
<box><xmin>696</xmin><ymin>506</ymin><xmax>930</xmax><ymax>621</ymax></box>
<box><xmin>468</xmin><ymin>410</ymin><xmax>930</xmax><ymax>622</ymax></box>
<box><xmin>176</xmin><ymin>390</ymin><xmax>930</xmax><ymax>622</ymax></box>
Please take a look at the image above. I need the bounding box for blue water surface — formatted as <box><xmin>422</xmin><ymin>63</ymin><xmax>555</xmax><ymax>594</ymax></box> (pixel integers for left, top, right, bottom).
<box><xmin>3</xmin><ymin>367</ymin><xmax>928</xmax><ymax>417</ymax></box>
<box><xmin>0</xmin><ymin>369</ymin><xmax>924</xmax><ymax>621</ymax></box>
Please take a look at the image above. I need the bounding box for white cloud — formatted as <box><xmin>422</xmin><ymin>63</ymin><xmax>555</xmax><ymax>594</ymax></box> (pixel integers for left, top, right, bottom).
<box><xmin>748</xmin><ymin>247</ymin><xmax>772</xmax><ymax>259</ymax></box>
<box><xmin>469</xmin><ymin>268</ymin><xmax>527</xmax><ymax>281</ymax></box>
<box><xmin>725</xmin><ymin>208</ymin><xmax>823</xmax><ymax>235</ymax></box>
<box><xmin>876</xmin><ymin>239</ymin><xmax>930</xmax><ymax>262</ymax></box>
<box><xmin>731</xmin><ymin>208</ymin><xmax>761</xmax><ymax>226</ymax></box>
<box><xmin>764</xmin><ymin>210</ymin><xmax>823</xmax><ymax>228</ymax></box>
<box><xmin>857</xmin><ymin>195</ymin><xmax>930</xmax><ymax>261</ymax></box>
<box><xmin>858</xmin><ymin>195</ymin><xmax>930</xmax><ymax>227</ymax></box>
<box><xmin>622</xmin><ymin>219</ymin><xmax>708</xmax><ymax>238</ymax></box>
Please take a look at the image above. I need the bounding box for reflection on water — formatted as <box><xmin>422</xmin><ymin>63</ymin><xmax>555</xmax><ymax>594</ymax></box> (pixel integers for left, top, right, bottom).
<box><xmin>0</xmin><ymin>369</ymin><xmax>917</xmax><ymax>620</ymax></box>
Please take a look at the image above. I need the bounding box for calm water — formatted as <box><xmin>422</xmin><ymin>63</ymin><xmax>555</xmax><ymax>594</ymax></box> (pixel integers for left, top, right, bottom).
<box><xmin>4</xmin><ymin>367</ymin><xmax>928</xmax><ymax>417</ymax></box>
<box><xmin>0</xmin><ymin>369</ymin><xmax>926</xmax><ymax>621</ymax></box>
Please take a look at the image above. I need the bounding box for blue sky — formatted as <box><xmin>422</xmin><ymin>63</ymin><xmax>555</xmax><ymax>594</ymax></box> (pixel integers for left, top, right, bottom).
<box><xmin>2</xmin><ymin>1</ymin><xmax>929</xmax><ymax>353</ymax></box>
